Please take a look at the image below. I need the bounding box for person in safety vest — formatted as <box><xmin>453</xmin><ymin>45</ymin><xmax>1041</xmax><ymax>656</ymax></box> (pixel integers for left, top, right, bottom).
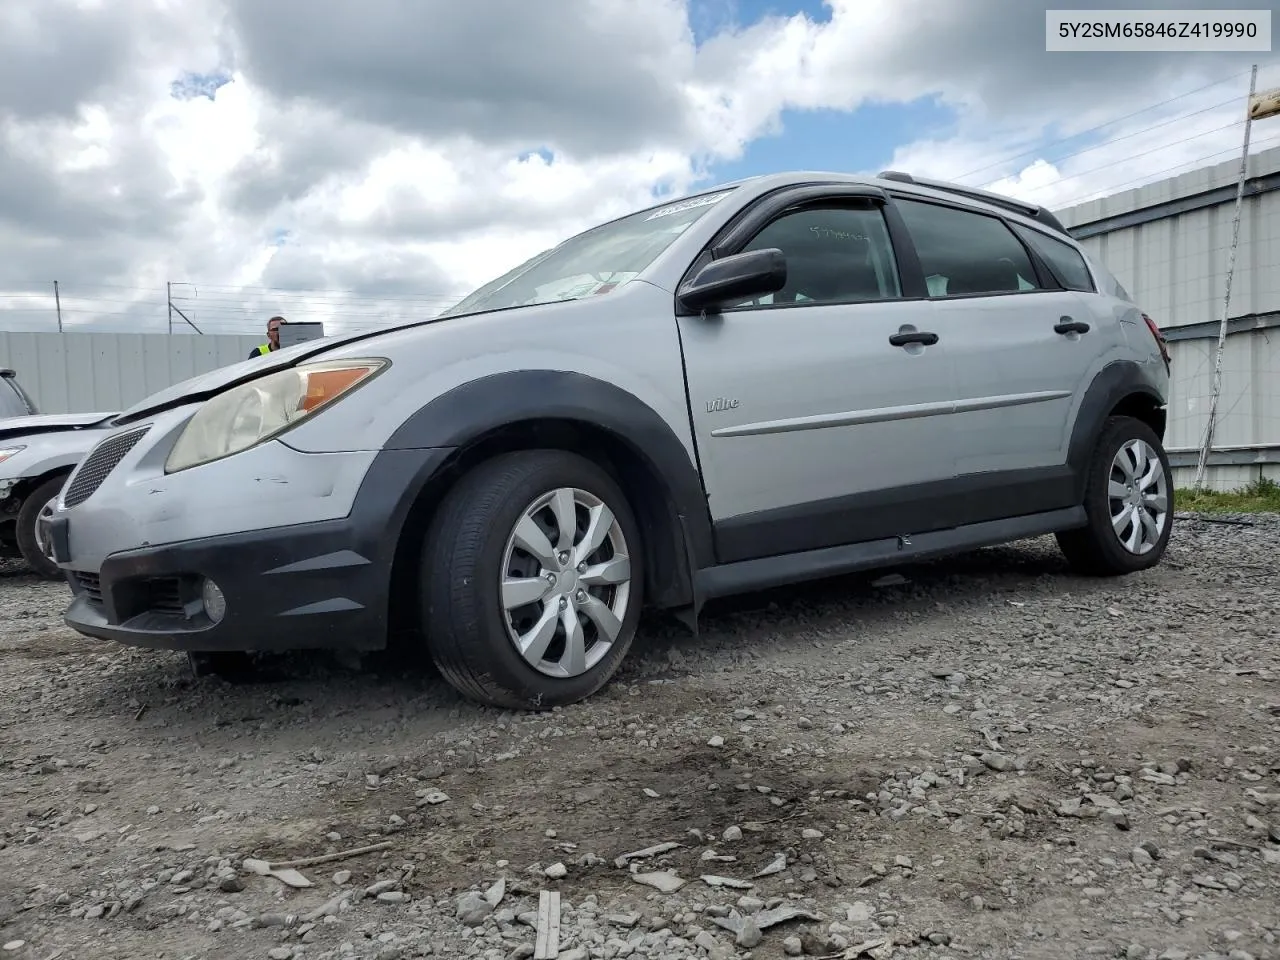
<box><xmin>248</xmin><ymin>316</ymin><xmax>286</xmax><ymax>359</ymax></box>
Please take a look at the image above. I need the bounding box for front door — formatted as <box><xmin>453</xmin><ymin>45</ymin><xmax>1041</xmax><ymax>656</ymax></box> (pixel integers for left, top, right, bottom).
<box><xmin>676</xmin><ymin>199</ymin><xmax>958</xmax><ymax>564</ymax></box>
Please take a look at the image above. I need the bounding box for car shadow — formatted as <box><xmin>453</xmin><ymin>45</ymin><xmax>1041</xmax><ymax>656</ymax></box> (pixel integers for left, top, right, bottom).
<box><xmin>5</xmin><ymin>528</ymin><xmax>1186</xmax><ymax>742</ymax></box>
<box><xmin>0</xmin><ymin>556</ymin><xmax>42</xmax><ymax>580</ymax></box>
<box><xmin>102</xmin><ymin>536</ymin><xmax>1089</xmax><ymax>701</ymax></box>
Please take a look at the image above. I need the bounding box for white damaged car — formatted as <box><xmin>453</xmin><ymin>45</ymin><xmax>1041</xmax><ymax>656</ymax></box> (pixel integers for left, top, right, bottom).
<box><xmin>1</xmin><ymin>408</ymin><xmax>120</xmax><ymax>578</ymax></box>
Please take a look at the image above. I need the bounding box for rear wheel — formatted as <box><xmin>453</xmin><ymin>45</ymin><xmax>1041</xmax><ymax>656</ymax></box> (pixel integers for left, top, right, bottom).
<box><xmin>1056</xmin><ymin>415</ymin><xmax>1173</xmax><ymax>576</ymax></box>
<box><xmin>421</xmin><ymin>450</ymin><xmax>643</xmax><ymax>710</ymax></box>
<box><xmin>16</xmin><ymin>475</ymin><xmax>67</xmax><ymax>580</ymax></box>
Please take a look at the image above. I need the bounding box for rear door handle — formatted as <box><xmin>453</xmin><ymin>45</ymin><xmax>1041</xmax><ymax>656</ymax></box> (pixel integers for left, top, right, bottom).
<box><xmin>889</xmin><ymin>331</ymin><xmax>939</xmax><ymax>347</ymax></box>
<box><xmin>1054</xmin><ymin>317</ymin><xmax>1090</xmax><ymax>335</ymax></box>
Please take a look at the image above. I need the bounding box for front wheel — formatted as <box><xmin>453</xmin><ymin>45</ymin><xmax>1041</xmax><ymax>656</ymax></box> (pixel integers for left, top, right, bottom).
<box><xmin>1056</xmin><ymin>415</ymin><xmax>1174</xmax><ymax>576</ymax></box>
<box><xmin>16</xmin><ymin>475</ymin><xmax>68</xmax><ymax>580</ymax></box>
<box><xmin>421</xmin><ymin>450</ymin><xmax>644</xmax><ymax>710</ymax></box>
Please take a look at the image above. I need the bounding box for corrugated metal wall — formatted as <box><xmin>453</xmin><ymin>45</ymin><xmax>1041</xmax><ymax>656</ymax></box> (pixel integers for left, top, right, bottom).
<box><xmin>1061</xmin><ymin>146</ymin><xmax>1280</xmax><ymax>327</ymax></box>
<box><xmin>0</xmin><ymin>331</ymin><xmax>263</xmax><ymax>414</ymax></box>
<box><xmin>1060</xmin><ymin>145</ymin><xmax>1280</xmax><ymax>491</ymax></box>
<box><xmin>1164</xmin><ymin>332</ymin><xmax>1280</xmax><ymax>489</ymax></box>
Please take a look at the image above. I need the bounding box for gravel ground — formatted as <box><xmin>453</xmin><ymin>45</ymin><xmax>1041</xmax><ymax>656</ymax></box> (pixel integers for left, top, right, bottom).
<box><xmin>1</xmin><ymin>515</ymin><xmax>1279</xmax><ymax>960</ymax></box>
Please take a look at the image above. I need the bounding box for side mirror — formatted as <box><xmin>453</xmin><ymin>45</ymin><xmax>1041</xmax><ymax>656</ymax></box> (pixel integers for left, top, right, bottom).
<box><xmin>677</xmin><ymin>248</ymin><xmax>787</xmax><ymax>313</ymax></box>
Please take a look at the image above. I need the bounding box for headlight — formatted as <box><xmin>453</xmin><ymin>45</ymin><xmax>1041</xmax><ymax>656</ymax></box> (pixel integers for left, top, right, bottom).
<box><xmin>0</xmin><ymin>445</ymin><xmax>26</xmax><ymax>465</ymax></box>
<box><xmin>165</xmin><ymin>359</ymin><xmax>385</xmax><ymax>473</ymax></box>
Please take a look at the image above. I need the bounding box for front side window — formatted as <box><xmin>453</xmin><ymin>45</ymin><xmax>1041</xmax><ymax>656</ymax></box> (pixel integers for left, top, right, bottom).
<box><xmin>728</xmin><ymin>204</ymin><xmax>903</xmax><ymax>308</ymax></box>
<box><xmin>440</xmin><ymin>189</ymin><xmax>737</xmax><ymax>318</ymax></box>
<box><xmin>895</xmin><ymin>198</ymin><xmax>1042</xmax><ymax>298</ymax></box>
<box><xmin>1012</xmin><ymin>223</ymin><xmax>1096</xmax><ymax>292</ymax></box>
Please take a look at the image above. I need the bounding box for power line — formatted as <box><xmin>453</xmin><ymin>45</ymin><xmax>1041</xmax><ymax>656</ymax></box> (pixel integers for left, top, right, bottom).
<box><xmin>986</xmin><ymin>94</ymin><xmax>1244</xmax><ymax>183</ymax></box>
<box><xmin>0</xmin><ymin>298</ymin><xmax>442</xmax><ymax>321</ymax></box>
<box><xmin>169</xmin><ymin>292</ymin><xmax>457</xmax><ymax>307</ymax></box>
<box><xmin>0</xmin><ymin>282</ymin><xmax>464</xmax><ymax>338</ymax></box>
<box><xmin>1056</xmin><ymin>133</ymin><xmax>1280</xmax><ymax>209</ymax></box>
<box><xmin>1053</xmin><ymin>132</ymin><xmax>1280</xmax><ymax>210</ymax></box>
<box><xmin>0</xmin><ymin>307</ymin><xmax>398</xmax><ymax>327</ymax></box>
<box><xmin>1013</xmin><ymin>117</ymin><xmax>1248</xmax><ymax>197</ymax></box>
<box><xmin>950</xmin><ymin>67</ymin><xmax>1254</xmax><ymax>183</ymax></box>
<box><xmin>29</xmin><ymin>279</ymin><xmax>461</xmax><ymax>304</ymax></box>
<box><xmin>0</xmin><ymin>294</ymin><xmax>439</xmax><ymax>312</ymax></box>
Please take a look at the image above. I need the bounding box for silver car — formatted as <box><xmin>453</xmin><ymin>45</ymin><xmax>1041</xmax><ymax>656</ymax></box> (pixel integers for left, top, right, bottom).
<box><xmin>43</xmin><ymin>170</ymin><xmax>1174</xmax><ymax>709</ymax></box>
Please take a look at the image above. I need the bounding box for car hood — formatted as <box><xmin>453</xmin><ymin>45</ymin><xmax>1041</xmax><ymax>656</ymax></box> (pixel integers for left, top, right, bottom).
<box><xmin>110</xmin><ymin>298</ymin><xmax>610</xmax><ymax>425</ymax></box>
<box><xmin>112</xmin><ymin>326</ymin><xmax>416</xmax><ymax>424</ymax></box>
<box><xmin>0</xmin><ymin>411</ymin><xmax>119</xmax><ymax>442</ymax></box>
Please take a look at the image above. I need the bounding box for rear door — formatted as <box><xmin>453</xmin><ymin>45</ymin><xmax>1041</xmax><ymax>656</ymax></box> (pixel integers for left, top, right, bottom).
<box><xmin>888</xmin><ymin>197</ymin><xmax>1111</xmax><ymax>523</ymax></box>
<box><xmin>675</xmin><ymin>189</ymin><xmax>959</xmax><ymax>563</ymax></box>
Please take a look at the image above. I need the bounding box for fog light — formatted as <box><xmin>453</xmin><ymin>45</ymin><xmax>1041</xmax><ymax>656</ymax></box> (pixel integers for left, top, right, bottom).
<box><xmin>201</xmin><ymin>578</ymin><xmax>226</xmax><ymax>623</ymax></box>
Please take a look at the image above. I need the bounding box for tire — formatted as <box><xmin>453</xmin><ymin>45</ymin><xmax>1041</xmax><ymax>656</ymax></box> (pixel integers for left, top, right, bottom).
<box><xmin>1056</xmin><ymin>415</ymin><xmax>1174</xmax><ymax>576</ymax></box>
<box><xmin>421</xmin><ymin>449</ymin><xmax>644</xmax><ymax>710</ymax></box>
<box><xmin>16</xmin><ymin>474</ymin><xmax>67</xmax><ymax>580</ymax></box>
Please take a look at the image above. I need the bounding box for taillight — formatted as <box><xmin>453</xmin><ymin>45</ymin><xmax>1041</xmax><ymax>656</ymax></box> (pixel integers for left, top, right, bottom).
<box><xmin>1142</xmin><ymin>313</ymin><xmax>1171</xmax><ymax>369</ymax></box>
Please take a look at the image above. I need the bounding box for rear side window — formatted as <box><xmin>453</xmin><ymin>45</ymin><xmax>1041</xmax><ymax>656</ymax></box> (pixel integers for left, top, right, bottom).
<box><xmin>895</xmin><ymin>198</ymin><xmax>1041</xmax><ymax>297</ymax></box>
<box><xmin>1011</xmin><ymin>224</ymin><xmax>1095</xmax><ymax>292</ymax></box>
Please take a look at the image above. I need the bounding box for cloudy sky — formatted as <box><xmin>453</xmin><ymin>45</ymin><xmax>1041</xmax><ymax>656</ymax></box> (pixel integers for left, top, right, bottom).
<box><xmin>1</xmin><ymin>0</ymin><xmax>1278</xmax><ymax>337</ymax></box>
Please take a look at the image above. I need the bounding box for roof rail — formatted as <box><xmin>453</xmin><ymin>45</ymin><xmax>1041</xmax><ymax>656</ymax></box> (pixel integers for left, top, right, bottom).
<box><xmin>877</xmin><ymin>170</ymin><xmax>1070</xmax><ymax>237</ymax></box>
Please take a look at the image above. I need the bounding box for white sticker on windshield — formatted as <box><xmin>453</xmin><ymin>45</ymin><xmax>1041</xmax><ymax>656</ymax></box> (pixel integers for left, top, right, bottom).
<box><xmin>644</xmin><ymin>190</ymin><xmax>732</xmax><ymax>221</ymax></box>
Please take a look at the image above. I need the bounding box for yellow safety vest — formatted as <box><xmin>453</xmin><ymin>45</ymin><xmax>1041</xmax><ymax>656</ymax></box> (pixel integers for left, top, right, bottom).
<box><xmin>253</xmin><ymin>344</ymin><xmax>272</xmax><ymax>356</ymax></box>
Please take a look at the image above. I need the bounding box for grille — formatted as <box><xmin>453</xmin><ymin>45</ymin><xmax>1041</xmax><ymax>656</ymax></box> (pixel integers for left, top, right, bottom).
<box><xmin>75</xmin><ymin>572</ymin><xmax>103</xmax><ymax>604</ymax></box>
<box><xmin>63</xmin><ymin>426</ymin><xmax>149</xmax><ymax>508</ymax></box>
<box><xmin>145</xmin><ymin>578</ymin><xmax>185</xmax><ymax>616</ymax></box>
<box><xmin>73</xmin><ymin>573</ymin><xmax>187</xmax><ymax>618</ymax></box>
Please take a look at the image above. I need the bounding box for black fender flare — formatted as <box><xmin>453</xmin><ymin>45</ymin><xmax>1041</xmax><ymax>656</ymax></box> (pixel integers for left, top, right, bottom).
<box><xmin>1066</xmin><ymin>360</ymin><xmax>1166</xmax><ymax>498</ymax></box>
<box><xmin>385</xmin><ymin>370</ymin><xmax>716</xmax><ymax>607</ymax></box>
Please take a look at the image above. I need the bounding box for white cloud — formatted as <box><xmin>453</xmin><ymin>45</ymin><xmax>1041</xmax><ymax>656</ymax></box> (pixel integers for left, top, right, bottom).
<box><xmin>0</xmin><ymin>0</ymin><xmax>1277</xmax><ymax>336</ymax></box>
<box><xmin>978</xmin><ymin>63</ymin><xmax>1280</xmax><ymax>212</ymax></box>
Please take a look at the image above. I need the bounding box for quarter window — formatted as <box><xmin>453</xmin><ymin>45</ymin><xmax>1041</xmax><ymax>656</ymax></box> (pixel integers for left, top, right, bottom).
<box><xmin>1011</xmin><ymin>223</ymin><xmax>1096</xmax><ymax>292</ymax></box>
<box><xmin>728</xmin><ymin>204</ymin><xmax>903</xmax><ymax>308</ymax></box>
<box><xmin>895</xmin><ymin>199</ymin><xmax>1042</xmax><ymax>298</ymax></box>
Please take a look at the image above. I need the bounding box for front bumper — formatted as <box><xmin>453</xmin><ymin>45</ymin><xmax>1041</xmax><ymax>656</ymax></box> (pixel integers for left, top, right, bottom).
<box><xmin>56</xmin><ymin>446</ymin><xmax>453</xmax><ymax>653</ymax></box>
<box><xmin>64</xmin><ymin>519</ymin><xmax>383</xmax><ymax>651</ymax></box>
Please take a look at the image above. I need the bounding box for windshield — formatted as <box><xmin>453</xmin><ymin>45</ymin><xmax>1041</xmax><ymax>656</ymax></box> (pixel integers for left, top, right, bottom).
<box><xmin>440</xmin><ymin>188</ymin><xmax>737</xmax><ymax>318</ymax></box>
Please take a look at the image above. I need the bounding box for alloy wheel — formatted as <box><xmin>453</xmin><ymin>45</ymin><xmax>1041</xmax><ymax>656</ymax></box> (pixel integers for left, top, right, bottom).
<box><xmin>1108</xmin><ymin>438</ymin><xmax>1169</xmax><ymax>555</ymax></box>
<box><xmin>499</xmin><ymin>487</ymin><xmax>633</xmax><ymax>678</ymax></box>
<box><xmin>33</xmin><ymin>493</ymin><xmax>59</xmax><ymax>564</ymax></box>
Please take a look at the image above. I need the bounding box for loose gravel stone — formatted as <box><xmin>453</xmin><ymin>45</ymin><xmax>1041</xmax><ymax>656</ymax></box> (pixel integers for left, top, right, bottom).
<box><xmin>736</xmin><ymin>919</ymin><xmax>763</xmax><ymax>948</ymax></box>
<box><xmin>2</xmin><ymin>518</ymin><xmax>1278</xmax><ymax>959</ymax></box>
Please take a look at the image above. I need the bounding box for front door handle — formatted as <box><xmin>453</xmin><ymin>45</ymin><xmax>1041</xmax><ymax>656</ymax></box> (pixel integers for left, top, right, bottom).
<box><xmin>1054</xmin><ymin>317</ymin><xmax>1090</xmax><ymax>335</ymax></box>
<box><xmin>889</xmin><ymin>330</ymin><xmax>939</xmax><ymax>347</ymax></box>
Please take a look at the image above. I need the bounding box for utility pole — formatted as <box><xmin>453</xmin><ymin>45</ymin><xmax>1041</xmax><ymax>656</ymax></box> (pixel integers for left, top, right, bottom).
<box><xmin>53</xmin><ymin>280</ymin><xmax>62</xmax><ymax>332</ymax></box>
<box><xmin>165</xmin><ymin>281</ymin><xmax>203</xmax><ymax>334</ymax></box>
<box><xmin>1193</xmin><ymin>64</ymin><xmax>1258</xmax><ymax>491</ymax></box>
